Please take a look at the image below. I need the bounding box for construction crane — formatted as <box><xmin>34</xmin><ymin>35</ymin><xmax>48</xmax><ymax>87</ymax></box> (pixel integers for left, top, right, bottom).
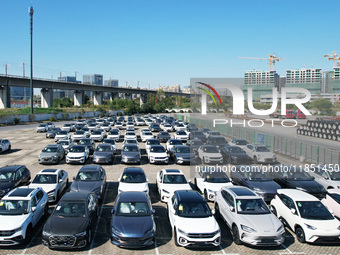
<box><xmin>238</xmin><ymin>53</ymin><xmax>284</xmax><ymax>71</ymax></box>
<box><xmin>324</xmin><ymin>50</ymin><xmax>340</xmax><ymax>68</ymax></box>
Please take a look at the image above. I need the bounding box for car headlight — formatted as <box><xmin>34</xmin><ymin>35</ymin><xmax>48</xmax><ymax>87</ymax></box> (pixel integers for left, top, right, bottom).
<box><xmin>75</xmin><ymin>231</ymin><xmax>87</xmax><ymax>237</ymax></box>
<box><xmin>13</xmin><ymin>227</ymin><xmax>21</xmax><ymax>233</ymax></box>
<box><xmin>277</xmin><ymin>225</ymin><xmax>284</xmax><ymax>232</ymax></box>
<box><xmin>177</xmin><ymin>157</ymin><xmax>183</xmax><ymax>160</ymax></box>
<box><xmin>52</xmin><ymin>155</ymin><xmax>58</xmax><ymax>159</ymax></box>
<box><xmin>42</xmin><ymin>230</ymin><xmax>51</xmax><ymax>236</ymax></box>
<box><xmin>304</xmin><ymin>224</ymin><xmax>317</xmax><ymax>230</ymax></box>
<box><xmin>253</xmin><ymin>187</ymin><xmax>263</xmax><ymax>193</ymax></box>
<box><xmin>162</xmin><ymin>189</ymin><xmax>170</xmax><ymax>194</ymax></box>
<box><xmin>241</xmin><ymin>225</ymin><xmax>257</xmax><ymax>233</ymax></box>
<box><xmin>231</xmin><ymin>156</ymin><xmax>238</xmax><ymax>160</ymax></box>
<box><xmin>112</xmin><ymin>226</ymin><xmax>122</xmax><ymax>236</ymax></box>
<box><xmin>296</xmin><ymin>187</ymin><xmax>307</xmax><ymax>192</ymax></box>
<box><xmin>177</xmin><ymin>228</ymin><xmax>188</xmax><ymax>235</ymax></box>
<box><xmin>207</xmin><ymin>189</ymin><xmax>214</xmax><ymax>194</ymax></box>
<box><xmin>47</xmin><ymin>189</ymin><xmax>56</xmax><ymax>194</ymax></box>
<box><xmin>144</xmin><ymin>227</ymin><xmax>154</xmax><ymax>236</ymax></box>
<box><xmin>150</xmin><ymin>156</ymin><xmax>155</xmax><ymax>159</ymax></box>
<box><xmin>212</xmin><ymin>229</ymin><xmax>220</xmax><ymax>236</ymax></box>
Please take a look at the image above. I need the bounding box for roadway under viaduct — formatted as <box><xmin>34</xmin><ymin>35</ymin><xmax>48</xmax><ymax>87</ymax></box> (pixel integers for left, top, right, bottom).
<box><xmin>0</xmin><ymin>75</ymin><xmax>190</xmax><ymax>108</ymax></box>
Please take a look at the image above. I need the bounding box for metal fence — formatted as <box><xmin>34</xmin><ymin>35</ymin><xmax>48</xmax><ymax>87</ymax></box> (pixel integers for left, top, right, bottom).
<box><xmin>177</xmin><ymin>114</ymin><xmax>340</xmax><ymax>165</ymax></box>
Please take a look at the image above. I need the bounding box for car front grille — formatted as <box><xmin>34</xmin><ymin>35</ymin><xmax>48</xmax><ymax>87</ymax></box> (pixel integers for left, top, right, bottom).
<box><xmin>0</xmin><ymin>230</ymin><xmax>15</xmax><ymax>237</ymax></box>
<box><xmin>187</xmin><ymin>233</ymin><xmax>216</xmax><ymax>239</ymax></box>
<box><xmin>49</xmin><ymin>235</ymin><xmax>76</xmax><ymax>247</ymax></box>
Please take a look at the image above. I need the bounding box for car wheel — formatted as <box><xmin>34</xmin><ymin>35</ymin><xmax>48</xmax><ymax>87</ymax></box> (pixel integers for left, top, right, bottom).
<box><xmin>232</xmin><ymin>225</ymin><xmax>241</xmax><ymax>245</ymax></box>
<box><xmin>295</xmin><ymin>226</ymin><xmax>306</xmax><ymax>243</ymax></box>
<box><xmin>8</xmin><ymin>145</ymin><xmax>11</xmax><ymax>151</ymax></box>
<box><xmin>25</xmin><ymin>225</ymin><xmax>33</xmax><ymax>244</ymax></box>
<box><xmin>174</xmin><ymin>228</ymin><xmax>180</xmax><ymax>247</ymax></box>
<box><xmin>253</xmin><ymin>156</ymin><xmax>258</xmax><ymax>164</ymax></box>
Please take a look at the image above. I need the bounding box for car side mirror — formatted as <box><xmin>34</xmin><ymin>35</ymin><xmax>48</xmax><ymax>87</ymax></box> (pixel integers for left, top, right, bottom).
<box><xmin>229</xmin><ymin>206</ymin><xmax>235</xmax><ymax>212</ymax></box>
<box><xmin>59</xmin><ymin>179</ymin><xmax>62</xmax><ymax>183</ymax></box>
<box><xmin>31</xmin><ymin>207</ymin><xmax>37</xmax><ymax>212</ymax></box>
<box><xmin>111</xmin><ymin>209</ymin><xmax>115</xmax><ymax>214</ymax></box>
<box><xmin>188</xmin><ymin>179</ymin><xmax>192</xmax><ymax>183</ymax></box>
<box><xmin>211</xmin><ymin>209</ymin><xmax>216</xmax><ymax>215</ymax></box>
<box><xmin>151</xmin><ymin>209</ymin><xmax>155</xmax><ymax>214</ymax></box>
<box><xmin>290</xmin><ymin>208</ymin><xmax>297</xmax><ymax>215</ymax></box>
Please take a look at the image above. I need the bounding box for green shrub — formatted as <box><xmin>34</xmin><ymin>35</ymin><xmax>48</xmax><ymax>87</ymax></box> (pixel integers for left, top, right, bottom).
<box><xmin>117</xmin><ymin>112</ymin><xmax>123</xmax><ymax>116</ymax></box>
<box><xmin>28</xmin><ymin>114</ymin><xmax>36</xmax><ymax>122</ymax></box>
<box><xmin>62</xmin><ymin>113</ymin><xmax>69</xmax><ymax>120</ymax></box>
<box><xmin>13</xmin><ymin>117</ymin><xmax>20</xmax><ymax>125</ymax></box>
<box><xmin>49</xmin><ymin>117</ymin><xmax>56</xmax><ymax>122</ymax></box>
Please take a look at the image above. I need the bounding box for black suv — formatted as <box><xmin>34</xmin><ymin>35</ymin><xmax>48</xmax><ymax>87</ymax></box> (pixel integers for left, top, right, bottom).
<box><xmin>0</xmin><ymin>165</ymin><xmax>31</xmax><ymax>198</ymax></box>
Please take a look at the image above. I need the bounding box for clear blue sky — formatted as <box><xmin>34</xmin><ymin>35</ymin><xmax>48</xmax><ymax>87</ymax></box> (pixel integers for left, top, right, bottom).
<box><xmin>1</xmin><ymin>0</ymin><xmax>339</xmax><ymax>88</ymax></box>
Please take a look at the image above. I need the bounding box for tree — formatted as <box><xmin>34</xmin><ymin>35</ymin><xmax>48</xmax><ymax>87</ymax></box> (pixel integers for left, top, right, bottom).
<box><xmin>311</xmin><ymin>99</ymin><xmax>333</xmax><ymax>112</ymax></box>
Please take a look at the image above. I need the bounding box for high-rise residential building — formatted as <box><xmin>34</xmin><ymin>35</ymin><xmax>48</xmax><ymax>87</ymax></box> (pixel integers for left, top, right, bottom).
<box><xmin>83</xmin><ymin>74</ymin><xmax>103</xmax><ymax>85</ymax></box>
<box><xmin>242</xmin><ymin>70</ymin><xmax>280</xmax><ymax>101</ymax></box>
<box><xmin>104</xmin><ymin>79</ymin><xmax>119</xmax><ymax>87</ymax></box>
<box><xmin>54</xmin><ymin>76</ymin><xmax>79</xmax><ymax>99</ymax></box>
<box><xmin>326</xmin><ymin>67</ymin><xmax>340</xmax><ymax>93</ymax></box>
<box><xmin>285</xmin><ymin>68</ymin><xmax>322</xmax><ymax>94</ymax></box>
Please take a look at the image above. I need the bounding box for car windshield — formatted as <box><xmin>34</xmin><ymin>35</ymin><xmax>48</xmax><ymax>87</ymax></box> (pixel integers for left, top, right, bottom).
<box><xmin>236</xmin><ymin>199</ymin><xmax>270</xmax><ymax>215</ymax></box>
<box><xmin>110</xmin><ymin>130</ymin><xmax>119</xmax><ymax>135</ymax></box>
<box><xmin>0</xmin><ymin>171</ymin><xmax>15</xmax><ymax>182</ymax></box>
<box><xmin>159</xmin><ymin>132</ymin><xmax>169</xmax><ymax>136</ymax></box>
<box><xmin>58</xmin><ymin>131</ymin><xmax>67</xmax><ymax>135</ymax></box>
<box><xmin>147</xmin><ymin>140</ymin><xmax>160</xmax><ymax>145</ymax></box>
<box><xmin>123</xmin><ymin>146</ymin><xmax>139</xmax><ymax>152</ymax></box>
<box><xmin>150</xmin><ymin>146</ymin><xmax>165</xmax><ymax>153</ymax></box>
<box><xmin>54</xmin><ymin>202</ymin><xmax>86</xmax><ymax>217</ymax></box>
<box><xmin>82</xmin><ymin>128</ymin><xmax>89</xmax><ymax>132</ymax></box>
<box><xmin>211</xmin><ymin>132</ymin><xmax>220</xmax><ymax>136</ymax></box>
<box><xmin>126</xmin><ymin>132</ymin><xmax>135</xmax><ymax>136</ymax></box>
<box><xmin>78</xmin><ymin>140</ymin><xmax>90</xmax><ymax>145</ymax></box>
<box><xmin>177</xmin><ymin>131</ymin><xmax>186</xmax><ymax>135</ymax></box>
<box><xmin>175</xmin><ymin>147</ymin><xmax>190</xmax><ymax>153</ymax></box>
<box><xmin>285</xmin><ymin>170</ymin><xmax>313</xmax><ymax>180</ymax></box>
<box><xmin>177</xmin><ymin>202</ymin><xmax>212</xmax><ymax>218</ymax></box>
<box><xmin>33</xmin><ymin>174</ymin><xmax>57</xmax><ymax>184</ymax></box>
<box><xmin>255</xmin><ymin>146</ymin><xmax>270</xmax><ymax>152</ymax></box>
<box><xmin>64</xmin><ymin>124</ymin><xmax>71</xmax><ymax>127</ymax></box>
<box><xmin>163</xmin><ymin>174</ymin><xmax>187</xmax><ymax>184</ymax></box>
<box><xmin>247</xmin><ymin>171</ymin><xmax>272</xmax><ymax>180</ymax></box>
<box><xmin>125</xmin><ymin>140</ymin><xmax>137</xmax><ymax>144</ymax></box>
<box><xmin>69</xmin><ymin>146</ymin><xmax>85</xmax><ymax>153</ymax></box>
<box><xmin>192</xmin><ymin>140</ymin><xmax>203</xmax><ymax>146</ymax></box>
<box><xmin>203</xmin><ymin>147</ymin><xmax>219</xmax><ymax>153</ymax></box>
<box><xmin>329</xmin><ymin>193</ymin><xmax>340</xmax><ymax>204</ymax></box>
<box><xmin>58</xmin><ymin>141</ymin><xmax>69</xmax><ymax>145</ymax></box>
<box><xmin>211</xmin><ymin>137</ymin><xmax>226</xmax><ymax>144</ymax></box>
<box><xmin>51</xmin><ymin>128</ymin><xmax>60</xmax><ymax>131</ymax></box>
<box><xmin>116</xmin><ymin>202</ymin><xmax>150</xmax><ymax>216</ymax></box>
<box><xmin>144</xmin><ymin>132</ymin><xmax>153</xmax><ymax>136</ymax></box>
<box><xmin>204</xmin><ymin>172</ymin><xmax>230</xmax><ymax>183</ymax></box>
<box><xmin>193</xmin><ymin>132</ymin><xmax>204</xmax><ymax>136</ymax></box>
<box><xmin>329</xmin><ymin>171</ymin><xmax>340</xmax><ymax>180</ymax></box>
<box><xmin>92</xmin><ymin>131</ymin><xmax>102</xmax><ymax>135</ymax></box>
<box><xmin>229</xmin><ymin>147</ymin><xmax>244</xmax><ymax>153</ymax></box>
<box><xmin>296</xmin><ymin>201</ymin><xmax>334</xmax><ymax>220</ymax></box>
<box><xmin>235</xmin><ymin>140</ymin><xmax>247</xmax><ymax>145</ymax></box>
<box><xmin>120</xmin><ymin>172</ymin><xmax>146</xmax><ymax>183</ymax></box>
<box><xmin>170</xmin><ymin>140</ymin><xmax>182</xmax><ymax>145</ymax></box>
<box><xmin>0</xmin><ymin>200</ymin><xmax>29</xmax><ymax>215</ymax></box>
<box><xmin>42</xmin><ymin>147</ymin><xmax>58</xmax><ymax>153</ymax></box>
<box><xmin>96</xmin><ymin>146</ymin><xmax>112</xmax><ymax>152</ymax></box>
<box><xmin>75</xmin><ymin>131</ymin><xmax>84</xmax><ymax>135</ymax></box>
<box><xmin>75</xmin><ymin>171</ymin><xmax>100</xmax><ymax>181</ymax></box>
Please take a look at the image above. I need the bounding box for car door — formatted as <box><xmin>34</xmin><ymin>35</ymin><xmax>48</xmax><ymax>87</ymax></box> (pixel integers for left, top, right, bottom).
<box><xmin>30</xmin><ymin>195</ymin><xmax>40</xmax><ymax>226</ymax></box>
<box><xmin>15</xmin><ymin>169</ymin><xmax>23</xmax><ymax>187</ymax></box>
<box><xmin>278</xmin><ymin>194</ymin><xmax>298</xmax><ymax>229</ymax></box>
<box><xmin>168</xmin><ymin>195</ymin><xmax>178</xmax><ymax>229</ymax></box>
<box><xmin>157</xmin><ymin>171</ymin><xmax>163</xmax><ymax>191</ymax></box>
<box><xmin>244</xmin><ymin>145</ymin><xmax>254</xmax><ymax>157</ymax></box>
<box><xmin>58</xmin><ymin>170</ymin><xmax>67</xmax><ymax>192</ymax></box>
<box><xmin>35</xmin><ymin>190</ymin><xmax>45</xmax><ymax>219</ymax></box>
<box><xmin>219</xmin><ymin>190</ymin><xmax>235</xmax><ymax>227</ymax></box>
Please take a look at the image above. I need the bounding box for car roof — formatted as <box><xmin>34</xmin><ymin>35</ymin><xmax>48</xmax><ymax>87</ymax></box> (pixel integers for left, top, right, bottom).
<box><xmin>277</xmin><ymin>189</ymin><xmax>318</xmax><ymax>201</ymax></box>
<box><xmin>79</xmin><ymin>165</ymin><xmax>101</xmax><ymax>172</ymax></box>
<box><xmin>118</xmin><ymin>191</ymin><xmax>148</xmax><ymax>202</ymax></box>
<box><xmin>173</xmin><ymin>145</ymin><xmax>189</xmax><ymax>149</ymax></box>
<box><xmin>40</xmin><ymin>169</ymin><xmax>59</xmax><ymax>174</ymax></box>
<box><xmin>176</xmin><ymin>190</ymin><xmax>204</xmax><ymax>202</ymax></box>
<box><xmin>225</xmin><ymin>186</ymin><xmax>258</xmax><ymax>198</ymax></box>
<box><xmin>60</xmin><ymin>192</ymin><xmax>90</xmax><ymax>202</ymax></box>
<box><xmin>162</xmin><ymin>169</ymin><xmax>183</xmax><ymax>174</ymax></box>
<box><xmin>123</xmin><ymin>167</ymin><xmax>144</xmax><ymax>174</ymax></box>
<box><xmin>7</xmin><ymin>187</ymin><xmax>36</xmax><ymax>198</ymax></box>
<box><xmin>0</xmin><ymin>165</ymin><xmax>24</xmax><ymax>172</ymax></box>
<box><xmin>45</xmin><ymin>144</ymin><xmax>59</xmax><ymax>148</ymax></box>
<box><xmin>327</xmin><ymin>189</ymin><xmax>340</xmax><ymax>195</ymax></box>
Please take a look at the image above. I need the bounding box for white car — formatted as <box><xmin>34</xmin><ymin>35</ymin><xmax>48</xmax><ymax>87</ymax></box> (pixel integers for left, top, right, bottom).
<box><xmin>57</xmin><ymin>139</ymin><xmax>74</xmax><ymax>154</ymax></box>
<box><xmin>141</xmin><ymin>131</ymin><xmax>154</xmax><ymax>142</ymax></box>
<box><xmin>29</xmin><ymin>169</ymin><xmax>68</xmax><ymax>203</ymax></box>
<box><xmin>90</xmin><ymin>130</ymin><xmax>105</xmax><ymax>142</ymax></box>
<box><xmin>166</xmin><ymin>139</ymin><xmax>183</xmax><ymax>152</ymax></box>
<box><xmin>197</xmin><ymin>145</ymin><xmax>223</xmax><ymax>164</ymax></box>
<box><xmin>195</xmin><ymin>168</ymin><xmax>233</xmax><ymax>201</ymax></box>
<box><xmin>72</xmin><ymin>130</ymin><xmax>87</xmax><ymax>141</ymax></box>
<box><xmin>168</xmin><ymin>190</ymin><xmax>221</xmax><ymax>247</ymax></box>
<box><xmin>174</xmin><ymin>123</ymin><xmax>186</xmax><ymax>131</ymax></box>
<box><xmin>136</xmin><ymin>119</ymin><xmax>144</xmax><ymax>126</ymax></box>
<box><xmin>215</xmin><ymin>186</ymin><xmax>285</xmax><ymax>246</ymax></box>
<box><xmin>243</xmin><ymin>144</ymin><xmax>277</xmax><ymax>164</ymax></box>
<box><xmin>66</xmin><ymin>145</ymin><xmax>89</xmax><ymax>164</ymax></box>
<box><xmin>124</xmin><ymin>131</ymin><xmax>137</xmax><ymax>140</ymax></box>
<box><xmin>118</xmin><ymin>167</ymin><xmax>149</xmax><ymax>194</ymax></box>
<box><xmin>148</xmin><ymin>145</ymin><xmax>169</xmax><ymax>164</ymax></box>
<box><xmin>62</xmin><ymin>123</ymin><xmax>73</xmax><ymax>132</ymax></box>
<box><xmin>145</xmin><ymin>139</ymin><xmax>161</xmax><ymax>154</ymax></box>
<box><xmin>270</xmin><ymin>189</ymin><xmax>340</xmax><ymax>243</ymax></box>
<box><xmin>321</xmin><ymin>189</ymin><xmax>340</xmax><ymax>220</ymax></box>
<box><xmin>81</xmin><ymin>128</ymin><xmax>91</xmax><ymax>138</ymax></box>
<box><xmin>54</xmin><ymin>131</ymin><xmax>71</xmax><ymax>142</ymax></box>
<box><xmin>161</xmin><ymin>123</ymin><xmax>173</xmax><ymax>132</ymax></box>
<box><xmin>309</xmin><ymin>166</ymin><xmax>340</xmax><ymax>190</ymax></box>
<box><xmin>156</xmin><ymin>169</ymin><xmax>191</xmax><ymax>202</ymax></box>
<box><xmin>114</xmin><ymin>122</ymin><xmax>123</xmax><ymax>129</ymax></box>
<box><xmin>88</xmin><ymin>123</ymin><xmax>99</xmax><ymax>131</ymax></box>
<box><xmin>0</xmin><ymin>139</ymin><xmax>11</xmax><ymax>153</ymax></box>
<box><xmin>101</xmin><ymin>123</ymin><xmax>111</xmax><ymax>132</ymax></box>
<box><xmin>229</xmin><ymin>139</ymin><xmax>249</xmax><ymax>150</ymax></box>
<box><xmin>36</xmin><ymin>123</ymin><xmax>49</xmax><ymax>132</ymax></box>
<box><xmin>107</xmin><ymin>129</ymin><xmax>120</xmax><ymax>141</ymax></box>
<box><xmin>174</xmin><ymin>131</ymin><xmax>189</xmax><ymax>142</ymax></box>
<box><xmin>0</xmin><ymin>187</ymin><xmax>48</xmax><ymax>246</ymax></box>
<box><xmin>126</xmin><ymin>122</ymin><xmax>135</xmax><ymax>130</ymax></box>
<box><xmin>122</xmin><ymin>139</ymin><xmax>139</xmax><ymax>148</ymax></box>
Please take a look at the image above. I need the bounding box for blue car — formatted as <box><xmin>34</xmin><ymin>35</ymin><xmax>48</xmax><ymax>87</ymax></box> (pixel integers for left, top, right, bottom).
<box><xmin>111</xmin><ymin>191</ymin><xmax>156</xmax><ymax>248</ymax></box>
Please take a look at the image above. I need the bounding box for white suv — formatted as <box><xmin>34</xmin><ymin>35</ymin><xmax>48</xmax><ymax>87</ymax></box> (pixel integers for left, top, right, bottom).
<box><xmin>148</xmin><ymin>145</ymin><xmax>169</xmax><ymax>164</ymax></box>
<box><xmin>141</xmin><ymin>131</ymin><xmax>154</xmax><ymax>142</ymax></box>
<box><xmin>0</xmin><ymin>187</ymin><xmax>48</xmax><ymax>246</ymax></box>
<box><xmin>243</xmin><ymin>144</ymin><xmax>277</xmax><ymax>164</ymax></box>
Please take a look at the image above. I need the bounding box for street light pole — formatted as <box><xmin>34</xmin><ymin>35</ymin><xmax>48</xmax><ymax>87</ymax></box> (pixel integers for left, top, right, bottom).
<box><xmin>29</xmin><ymin>6</ymin><xmax>34</xmax><ymax>114</ymax></box>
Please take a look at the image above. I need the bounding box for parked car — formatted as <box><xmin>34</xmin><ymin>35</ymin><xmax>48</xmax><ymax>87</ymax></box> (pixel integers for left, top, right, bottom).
<box><xmin>102</xmin><ymin>139</ymin><xmax>117</xmax><ymax>154</ymax></box>
<box><xmin>0</xmin><ymin>187</ymin><xmax>48</xmax><ymax>246</ymax></box>
<box><xmin>220</xmin><ymin>145</ymin><xmax>252</xmax><ymax>165</ymax></box>
<box><xmin>93</xmin><ymin>144</ymin><xmax>114</xmax><ymax>164</ymax></box>
<box><xmin>78</xmin><ymin>138</ymin><xmax>95</xmax><ymax>154</ymax></box>
<box><xmin>229</xmin><ymin>139</ymin><xmax>248</xmax><ymax>150</ymax></box>
<box><xmin>101</xmin><ymin>122</ymin><xmax>111</xmax><ymax>132</ymax></box>
<box><xmin>166</xmin><ymin>139</ymin><xmax>183</xmax><ymax>152</ymax></box>
<box><xmin>161</xmin><ymin>123</ymin><xmax>173</xmax><ymax>132</ymax></box>
<box><xmin>62</xmin><ymin>123</ymin><xmax>73</xmax><ymax>132</ymax></box>
<box><xmin>230</xmin><ymin>166</ymin><xmax>281</xmax><ymax>202</ymax></box>
<box><xmin>57</xmin><ymin>139</ymin><xmax>74</xmax><ymax>154</ymax></box>
<box><xmin>270</xmin><ymin>189</ymin><xmax>340</xmax><ymax>243</ymax></box>
<box><xmin>243</xmin><ymin>144</ymin><xmax>277</xmax><ymax>164</ymax></box>
<box><xmin>173</xmin><ymin>123</ymin><xmax>186</xmax><ymax>131</ymax></box>
<box><xmin>309</xmin><ymin>165</ymin><xmax>340</xmax><ymax>190</ymax></box>
<box><xmin>114</xmin><ymin>122</ymin><xmax>123</xmax><ymax>130</ymax></box>
<box><xmin>156</xmin><ymin>169</ymin><xmax>191</xmax><ymax>202</ymax></box>
<box><xmin>205</xmin><ymin>131</ymin><xmax>221</xmax><ymax>139</ymax></box>
<box><xmin>215</xmin><ymin>186</ymin><xmax>285</xmax><ymax>246</ymax></box>
<box><xmin>0</xmin><ymin>165</ymin><xmax>31</xmax><ymax>198</ymax></box>
<box><xmin>36</xmin><ymin>123</ymin><xmax>48</xmax><ymax>133</ymax></box>
<box><xmin>174</xmin><ymin>131</ymin><xmax>189</xmax><ymax>142</ymax></box>
<box><xmin>321</xmin><ymin>189</ymin><xmax>340</xmax><ymax>220</ymax></box>
<box><xmin>197</xmin><ymin>145</ymin><xmax>223</xmax><ymax>164</ymax></box>
<box><xmin>194</xmin><ymin>167</ymin><xmax>233</xmax><ymax>201</ymax></box>
<box><xmin>121</xmin><ymin>144</ymin><xmax>141</xmax><ymax>164</ymax></box>
<box><xmin>66</xmin><ymin>145</ymin><xmax>89</xmax><ymax>164</ymax></box>
<box><xmin>111</xmin><ymin>191</ymin><xmax>156</xmax><ymax>247</ymax></box>
<box><xmin>157</xmin><ymin>131</ymin><xmax>171</xmax><ymax>143</ymax></box>
<box><xmin>42</xmin><ymin>192</ymin><xmax>99</xmax><ymax>249</ymax></box>
<box><xmin>54</xmin><ymin>131</ymin><xmax>71</xmax><ymax>142</ymax></box>
<box><xmin>168</xmin><ymin>190</ymin><xmax>221</xmax><ymax>247</ymax></box>
<box><xmin>186</xmin><ymin>139</ymin><xmax>204</xmax><ymax>154</ymax></box>
<box><xmin>149</xmin><ymin>123</ymin><xmax>161</xmax><ymax>132</ymax></box>
<box><xmin>29</xmin><ymin>168</ymin><xmax>68</xmax><ymax>203</ymax></box>
<box><xmin>0</xmin><ymin>139</ymin><xmax>11</xmax><ymax>153</ymax></box>
<box><xmin>107</xmin><ymin>129</ymin><xmax>120</xmax><ymax>141</ymax></box>
<box><xmin>206</xmin><ymin>136</ymin><xmax>228</xmax><ymax>148</ymax></box>
<box><xmin>141</xmin><ymin>130</ymin><xmax>154</xmax><ymax>142</ymax></box>
<box><xmin>122</xmin><ymin>138</ymin><xmax>140</xmax><ymax>148</ymax></box>
<box><xmin>46</xmin><ymin>122</ymin><xmax>55</xmax><ymax>130</ymax></box>
<box><xmin>70</xmin><ymin>165</ymin><xmax>106</xmax><ymax>199</ymax></box>
<box><xmin>124</xmin><ymin>131</ymin><xmax>137</xmax><ymax>140</ymax></box>
<box><xmin>45</xmin><ymin>127</ymin><xmax>61</xmax><ymax>139</ymax></box>
<box><xmin>72</xmin><ymin>130</ymin><xmax>87</xmax><ymax>142</ymax></box>
<box><xmin>169</xmin><ymin>145</ymin><xmax>196</xmax><ymax>165</ymax></box>
<box><xmin>148</xmin><ymin>145</ymin><xmax>169</xmax><ymax>164</ymax></box>
<box><xmin>38</xmin><ymin>144</ymin><xmax>65</xmax><ymax>164</ymax></box>
<box><xmin>90</xmin><ymin>130</ymin><xmax>105</xmax><ymax>142</ymax></box>
<box><xmin>118</xmin><ymin>167</ymin><xmax>149</xmax><ymax>194</ymax></box>
<box><xmin>145</xmin><ymin>139</ymin><xmax>161</xmax><ymax>153</ymax></box>
<box><xmin>189</xmin><ymin>131</ymin><xmax>206</xmax><ymax>142</ymax></box>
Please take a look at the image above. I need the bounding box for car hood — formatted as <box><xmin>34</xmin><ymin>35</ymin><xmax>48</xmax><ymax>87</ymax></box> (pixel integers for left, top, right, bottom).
<box><xmin>121</xmin><ymin>151</ymin><xmax>140</xmax><ymax>158</ymax></box>
<box><xmin>238</xmin><ymin>213</ymin><xmax>282</xmax><ymax>234</ymax></box>
<box><xmin>119</xmin><ymin>182</ymin><xmax>148</xmax><ymax>192</ymax></box>
<box><xmin>44</xmin><ymin>215</ymin><xmax>89</xmax><ymax>235</ymax></box>
<box><xmin>91</xmin><ymin>134</ymin><xmax>102</xmax><ymax>137</ymax></box>
<box><xmin>288</xmin><ymin>180</ymin><xmax>324</xmax><ymax>192</ymax></box>
<box><xmin>176</xmin><ymin>216</ymin><xmax>219</xmax><ymax>233</ymax></box>
<box><xmin>255</xmin><ymin>152</ymin><xmax>275</xmax><ymax>158</ymax></box>
<box><xmin>229</xmin><ymin>153</ymin><xmax>250</xmax><ymax>158</ymax></box>
<box><xmin>175</xmin><ymin>152</ymin><xmax>195</xmax><ymax>158</ymax></box>
<box><xmin>94</xmin><ymin>151</ymin><xmax>112</xmax><ymax>157</ymax></box>
<box><xmin>205</xmin><ymin>182</ymin><xmax>233</xmax><ymax>192</ymax></box>
<box><xmin>29</xmin><ymin>183</ymin><xmax>56</xmax><ymax>193</ymax></box>
<box><xmin>113</xmin><ymin>215</ymin><xmax>154</xmax><ymax>237</ymax></box>
<box><xmin>67</xmin><ymin>152</ymin><xmax>86</xmax><ymax>157</ymax></box>
<box><xmin>40</xmin><ymin>152</ymin><xmax>58</xmax><ymax>157</ymax></box>
<box><xmin>0</xmin><ymin>181</ymin><xmax>15</xmax><ymax>191</ymax></box>
<box><xmin>0</xmin><ymin>214</ymin><xmax>30</xmax><ymax>230</ymax></box>
<box><xmin>161</xmin><ymin>183</ymin><xmax>191</xmax><ymax>193</ymax></box>
<box><xmin>70</xmin><ymin>180</ymin><xmax>101</xmax><ymax>193</ymax></box>
<box><xmin>149</xmin><ymin>152</ymin><xmax>167</xmax><ymax>157</ymax></box>
<box><xmin>206</xmin><ymin>152</ymin><xmax>222</xmax><ymax>157</ymax></box>
<box><xmin>248</xmin><ymin>180</ymin><xmax>280</xmax><ymax>193</ymax></box>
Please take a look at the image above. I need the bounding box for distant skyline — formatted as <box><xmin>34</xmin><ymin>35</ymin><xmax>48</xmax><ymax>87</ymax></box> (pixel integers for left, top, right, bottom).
<box><xmin>1</xmin><ymin>0</ymin><xmax>340</xmax><ymax>88</ymax></box>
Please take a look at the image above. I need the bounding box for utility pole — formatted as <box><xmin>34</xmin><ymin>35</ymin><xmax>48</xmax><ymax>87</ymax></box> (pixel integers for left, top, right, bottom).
<box><xmin>137</xmin><ymin>81</ymin><xmax>139</xmax><ymax>88</ymax></box>
<box><xmin>4</xmin><ymin>64</ymin><xmax>7</xmax><ymax>76</ymax></box>
<box><xmin>75</xmin><ymin>71</ymin><xmax>77</xmax><ymax>81</ymax></box>
<box><xmin>29</xmin><ymin>6</ymin><xmax>34</xmax><ymax>114</ymax></box>
<box><xmin>22</xmin><ymin>62</ymin><xmax>25</xmax><ymax>77</ymax></box>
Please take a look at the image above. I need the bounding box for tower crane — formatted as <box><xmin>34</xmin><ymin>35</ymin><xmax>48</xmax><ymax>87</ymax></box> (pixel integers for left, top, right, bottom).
<box><xmin>238</xmin><ymin>53</ymin><xmax>284</xmax><ymax>71</ymax></box>
<box><xmin>324</xmin><ymin>50</ymin><xmax>340</xmax><ymax>68</ymax></box>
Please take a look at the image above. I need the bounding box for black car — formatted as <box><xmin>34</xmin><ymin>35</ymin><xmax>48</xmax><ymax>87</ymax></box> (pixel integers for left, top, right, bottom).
<box><xmin>200</xmin><ymin>128</ymin><xmax>211</xmax><ymax>136</ymax></box>
<box><xmin>231</xmin><ymin>166</ymin><xmax>281</xmax><ymax>202</ymax></box>
<box><xmin>46</xmin><ymin>127</ymin><xmax>61</xmax><ymax>139</ymax></box>
<box><xmin>220</xmin><ymin>145</ymin><xmax>252</xmax><ymax>164</ymax></box>
<box><xmin>111</xmin><ymin>191</ymin><xmax>156</xmax><ymax>248</ymax></box>
<box><xmin>186</xmin><ymin>139</ymin><xmax>204</xmax><ymax>154</ymax></box>
<box><xmin>149</xmin><ymin>123</ymin><xmax>161</xmax><ymax>132</ymax></box>
<box><xmin>70</xmin><ymin>165</ymin><xmax>106</xmax><ymax>199</ymax></box>
<box><xmin>189</xmin><ymin>131</ymin><xmax>206</xmax><ymax>142</ymax></box>
<box><xmin>169</xmin><ymin>145</ymin><xmax>196</xmax><ymax>165</ymax></box>
<box><xmin>206</xmin><ymin>135</ymin><xmax>228</xmax><ymax>148</ymax></box>
<box><xmin>0</xmin><ymin>165</ymin><xmax>31</xmax><ymax>198</ymax></box>
<box><xmin>75</xmin><ymin>123</ymin><xmax>86</xmax><ymax>131</ymax></box>
<box><xmin>42</xmin><ymin>192</ymin><xmax>99</xmax><ymax>249</ymax></box>
<box><xmin>78</xmin><ymin>138</ymin><xmax>95</xmax><ymax>155</ymax></box>
<box><xmin>157</xmin><ymin>131</ymin><xmax>171</xmax><ymax>143</ymax></box>
<box><xmin>268</xmin><ymin>166</ymin><xmax>326</xmax><ymax>198</ymax></box>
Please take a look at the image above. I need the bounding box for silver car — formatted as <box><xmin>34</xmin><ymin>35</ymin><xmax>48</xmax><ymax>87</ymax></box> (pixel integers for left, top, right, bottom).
<box><xmin>38</xmin><ymin>144</ymin><xmax>65</xmax><ymax>164</ymax></box>
<box><xmin>121</xmin><ymin>144</ymin><xmax>141</xmax><ymax>164</ymax></box>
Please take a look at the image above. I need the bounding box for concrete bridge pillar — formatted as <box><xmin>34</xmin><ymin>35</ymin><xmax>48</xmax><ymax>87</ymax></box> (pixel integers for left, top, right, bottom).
<box><xmin>109</xmin><ymin>92</ymin><xmax>119</xmax><ymax>101</ymax></box>
<box><xmin>125</xmin><ymin>93</ymin><xmax>132</xmax><ymax>101</ymax></box>
<box><xmin>0</xmin><ymin>85</ymin><xmax>10</xmax><ymax>109</ymax></box>
<box><xmin>140</xmin><ymin>94</ymin><xmax>147</xmax><ymax>107</ymax></box>
<box><xmin>41</xmin><ymin>88</ymin><xmax>53</xmax><ymax>108</ymax></box>
<box><xmin>94</xmin><ymin>92</ymin><xmax>103</xmax><ymax>105</ymax></box>
<box><xmin>74</xmin><ymin>90</ymin><xmax>84</xmax><ymax>106</ymax></box>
